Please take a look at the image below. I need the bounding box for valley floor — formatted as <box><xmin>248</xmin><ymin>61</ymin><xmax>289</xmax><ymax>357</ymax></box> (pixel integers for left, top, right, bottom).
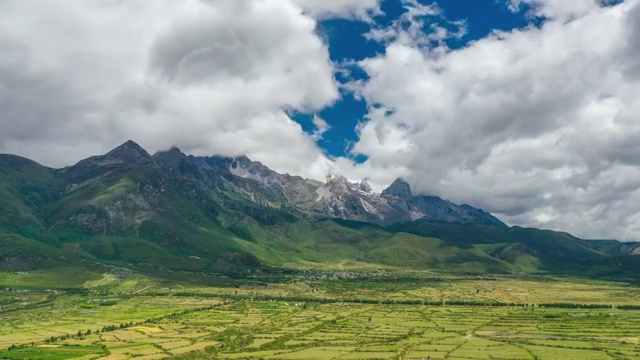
<box><xmin>0</xmin><ymin>268</ymin><xmax>639</xmax><ymax>359</ymax></box>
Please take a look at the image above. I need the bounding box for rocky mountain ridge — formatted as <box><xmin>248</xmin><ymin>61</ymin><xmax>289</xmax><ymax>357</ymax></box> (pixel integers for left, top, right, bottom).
<box><xmin>149</xmin><ymin>142</ymin><xmax>505</xmax><ymax>227</ymax></box>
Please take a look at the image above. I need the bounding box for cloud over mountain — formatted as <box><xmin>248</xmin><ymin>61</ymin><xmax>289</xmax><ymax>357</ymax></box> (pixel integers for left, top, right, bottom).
<box><xmin>0</xmin><ymin>0</ymin><xmax>339</xmax><ymax>180</ymax></box>
<box><xmin>2</xmin><ymin>0</ymin><xmax>640</xmax><ymax>240</ymax></box>
<box><xmin>350</xmin><ymin>0</ymin><xmax>640</xmax><ymax>239</ymax></box>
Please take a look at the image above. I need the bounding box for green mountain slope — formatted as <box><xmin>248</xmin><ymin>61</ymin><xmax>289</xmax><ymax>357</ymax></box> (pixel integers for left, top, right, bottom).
<box><xmin>0</xmin><ymin>142</ymin><xmax>637</xmax><ymax>280</ymax></box>
<box><xmin>388</xmin><ymin>219</ymin><xmax>635</xmax><ymax>276</ymax></box>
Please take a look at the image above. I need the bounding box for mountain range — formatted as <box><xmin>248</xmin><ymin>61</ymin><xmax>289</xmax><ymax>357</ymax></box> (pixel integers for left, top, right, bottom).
<box><xmin>1</xmin><ymin>140</ymin><xmax>639</xmax><ymax>279</ymax></box>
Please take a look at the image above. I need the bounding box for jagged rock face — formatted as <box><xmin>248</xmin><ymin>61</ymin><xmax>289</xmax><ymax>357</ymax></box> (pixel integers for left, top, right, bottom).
<box><xmin>382</xmin><ymin>178</ymin><xmax>413</xmax><ymax>198</ymax></box>
<box><xmin>358</xmin><ymin>180</ymin><xmax>373</xmax><ymax>194</ymax></box>
<box><xmin>150</xmin><ymin>145</ymin><xmax>504</xmax><ymax>227</ymax></box>
<box><xmin>53</xmin><ymin>140</ymin><xmax>506</xmax><ymax>228</ymax></box>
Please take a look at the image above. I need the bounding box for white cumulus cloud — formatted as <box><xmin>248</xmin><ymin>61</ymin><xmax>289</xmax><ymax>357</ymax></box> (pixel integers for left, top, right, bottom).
<box><xmin>292</xmin><ymin>0</ymin><xmax>381</xmax><ymax>19</ymax></box>
<box><xmin>0</xmin><ymin>0</ymin><xmax>339</xmax><ymax>180</ymax></box>
<box><xmin>347</xmin><ymin>0</ymin><xmax>640</xmax><ymax>239</ymax></box>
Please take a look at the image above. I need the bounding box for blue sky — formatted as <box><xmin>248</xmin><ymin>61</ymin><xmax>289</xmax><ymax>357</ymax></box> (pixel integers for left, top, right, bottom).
<box><xmin>294</xmin><ymin>0</ymin><xmax>532</xmax><ymax>159</ymax></box>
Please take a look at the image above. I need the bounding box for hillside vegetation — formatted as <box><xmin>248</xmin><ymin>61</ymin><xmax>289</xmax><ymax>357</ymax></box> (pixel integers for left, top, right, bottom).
<box><xmin>1</xmin><ymin>142</ymin><xmax>638</xmax><ymax>281</ymax></box>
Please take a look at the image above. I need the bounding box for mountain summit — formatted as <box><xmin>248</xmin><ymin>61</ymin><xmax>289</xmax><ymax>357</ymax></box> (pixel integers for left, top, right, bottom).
<box><xmin>382</xmin><ymin>178</ymin><xmax>413</xmax><ymax>198</ymax></box>
<box><xmin>105</xmin><ymin>140</ymin><xmax>151</xmax><ymax>162</ymax></box>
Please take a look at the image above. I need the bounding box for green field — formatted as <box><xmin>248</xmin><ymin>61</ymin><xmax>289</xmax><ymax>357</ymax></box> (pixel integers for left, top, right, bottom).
<box><xmin>1</xmin><ymin>268</ymin><xmax>639</xmax><ymax>359</ymax></box>
<box><xmin>3</xmin><ymin>142</ymin><xmax>640</xmax><ymax>360</ymax></box>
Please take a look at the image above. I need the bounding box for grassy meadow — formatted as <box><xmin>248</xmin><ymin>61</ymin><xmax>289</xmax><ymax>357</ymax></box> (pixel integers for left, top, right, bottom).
<box><xmin>0</xmin><ymin>268</ymin><xmax>639</xmax><ymax>359</ymax></box>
